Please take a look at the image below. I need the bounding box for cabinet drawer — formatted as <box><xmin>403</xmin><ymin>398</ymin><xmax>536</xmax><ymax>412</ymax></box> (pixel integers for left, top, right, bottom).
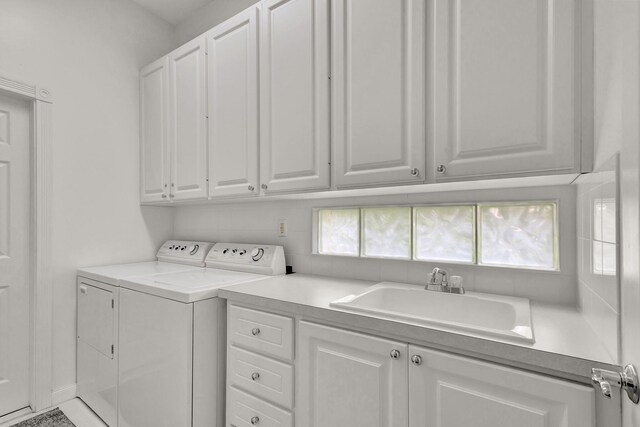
<box><xmin>229</xmin><ymin>305</ymin><xmax>294</xmax><ymax>361</ymax></box>
<box><xmin>227</xmin><ymin>386</ymin><xmax>293</xmax><ymax>427</ymax></box>
<box><xmin>228</xmin><ymin>346</ymin><xmax>294</xmax><ymax>409</ymax></box>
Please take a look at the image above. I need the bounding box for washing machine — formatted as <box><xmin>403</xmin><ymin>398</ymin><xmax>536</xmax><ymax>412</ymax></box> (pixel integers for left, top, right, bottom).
<box><xmin>117</xmin><ymin>242</ymin><xmax>285</xmax><ymax>427</ymax></box>
<box><xmin>76</xmin><ymin>240</ymin><xmax>214</xmax><ymax>427</ymax></box>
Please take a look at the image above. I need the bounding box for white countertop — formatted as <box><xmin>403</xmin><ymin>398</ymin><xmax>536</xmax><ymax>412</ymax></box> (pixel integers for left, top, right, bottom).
<box><xmin>218</xmin><ymin>273</ymin><xmax>618</xmax><ymax>382</ymax></box>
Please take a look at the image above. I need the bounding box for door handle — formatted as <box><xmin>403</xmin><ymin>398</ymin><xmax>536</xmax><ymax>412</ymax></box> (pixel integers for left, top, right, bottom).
<box><xmin>592</xmin><ymin>364</ymin><xmax>639</xmax><ymax>404</ymax></box>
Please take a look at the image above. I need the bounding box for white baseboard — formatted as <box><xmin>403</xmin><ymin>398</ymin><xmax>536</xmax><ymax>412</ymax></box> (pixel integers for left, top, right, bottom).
<box><xmin>52</xmin><ymin>384</ymin><xmax>77</xmax><ymax>406</ymax></box>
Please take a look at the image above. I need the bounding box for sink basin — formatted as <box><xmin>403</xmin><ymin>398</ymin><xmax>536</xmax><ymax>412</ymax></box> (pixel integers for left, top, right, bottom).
<box><xmin>330</xmin><ymin>282</ymin><xmax>534</xmax><ymax>343</ymax></box>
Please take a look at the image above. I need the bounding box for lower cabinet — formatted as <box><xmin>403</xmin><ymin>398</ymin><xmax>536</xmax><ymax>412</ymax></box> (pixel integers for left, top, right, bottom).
<box><xmin>408</xmin><ymin>345</ymin><xmax>595</xmax><ymax>427</ymax></box>
<box><xmin>297</xmin><ymin>321</ymin><xmax>409</xmax><ymax>427</ymax></box>
<box><xmin>227</xmin><ymin>310</ymin><xmax>596</xmax><ymax>427</ymax></box>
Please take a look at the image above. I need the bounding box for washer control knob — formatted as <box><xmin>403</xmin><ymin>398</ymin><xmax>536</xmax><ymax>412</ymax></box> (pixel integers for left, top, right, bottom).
<box><xmin>239</xmin><ymin>249</ymin><xmax>247</xmax><ymax>256</ymax></box>
<box><xmin>189</xmin><ymin>245</ymin><xmax>199</xmax><ymax>255</ymax></box>
<box><xmin>251</xmin><ymin>248</ymin><xmax>265</xmax><ymax>261</ymax></box>
<box><xmin>222</xmin><ymin>248</ymin><xmax>229</xmax><ymax>255</ymax></box>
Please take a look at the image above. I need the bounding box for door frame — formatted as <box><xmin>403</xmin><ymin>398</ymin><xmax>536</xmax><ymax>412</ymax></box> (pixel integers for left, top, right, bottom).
<box><xmin>0</xmin><ymin>75</ymin><xmax>54</xmax><ymax>412</ymax></box>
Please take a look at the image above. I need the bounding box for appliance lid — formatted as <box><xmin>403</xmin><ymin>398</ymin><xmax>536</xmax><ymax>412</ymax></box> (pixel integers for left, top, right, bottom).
<box><xmin>120</xmin><ymin>268</ymin><xmax>269</xmax><ymax>303</ymax></box>
<box><xmin>77</xmin><ymin>261</ymin><xmax>203</xmax><ymax>285</ymax></box>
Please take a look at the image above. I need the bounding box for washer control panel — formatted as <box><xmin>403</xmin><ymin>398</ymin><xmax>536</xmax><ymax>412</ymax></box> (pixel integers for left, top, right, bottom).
<box><xmin>206</xmin><ymin>243</ymin><xmax>286</xmax><ymax>276</ymax></box>
<box><xmin>156</xmin><ymin>240</ymin><xmax>215</xmax><ymax>266</ymax></box>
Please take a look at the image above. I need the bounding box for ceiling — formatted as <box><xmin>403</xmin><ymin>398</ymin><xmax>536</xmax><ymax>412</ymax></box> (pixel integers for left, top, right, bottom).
<box><xmin>131</xmin><ymin>0</ymin><xmax>214</xmax><ymax>25</ymax></box>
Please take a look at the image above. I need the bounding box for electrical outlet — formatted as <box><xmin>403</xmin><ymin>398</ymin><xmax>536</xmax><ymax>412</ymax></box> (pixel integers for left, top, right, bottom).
<box><xmin>278</xmin><ymin>219</ymin><xmax>287</xmax><ymax>237</ymax></box>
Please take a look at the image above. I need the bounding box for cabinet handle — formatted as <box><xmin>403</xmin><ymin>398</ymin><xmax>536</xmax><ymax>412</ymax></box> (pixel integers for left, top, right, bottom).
<box><xmin>248</xmin><ymin>185</ymin><xmax>255</xmax><ymax>191</ymax></box>
<box><xmin>390</xmin><ymin>349</ymin><xmax>401</xmax><ymax>360</ymax></box>
<box><xmin>261</xmin><ymin>184</ymin><xmax>268</xmax><ymax>190</ymax></box>
<box><xmin>436</xmin><ymin>165</ymin><xmax>446</xmax><ymax>174</ymax></box>
<box><xmin>161</xmin><ymin>194</ymin><xmax>167</xmax><ymax>199</ymax></box>
<box><xmin>251</xmin><ymin>372</ymin><xmax>260</xmax><ymax>381</ymax></box>
<box><xmin>410</xmin><ymin>168</ymin><xmax>419</xmax><ymax>177</ymax></box>
<box><xmin>411</xmin><ymin>354</ymin><xmax>423</xmax><ymax>366</ymax></box>
<box><xmin>251</xmin><ymin>327</ymin><xmax>261</xmax><ymax>336</ymax></box>
<box><xmin>250</xmin><ymin>416</ymin><xmax>260</xmax><ymax>425</ymax></box>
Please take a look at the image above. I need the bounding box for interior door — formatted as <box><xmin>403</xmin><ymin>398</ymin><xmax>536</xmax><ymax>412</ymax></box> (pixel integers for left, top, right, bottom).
<box><xmin>168</xmin><ymin>36</ymin><xmax>208</xmax><ymax>201</ymax></box>
<box><xmin>0</xmin><ymin>94</ymin><xmax>31</xmax><ymax>416</ymax></box>
<box><xmin>331</xmin><ymin>0</ymin><xmax>426</xmax><ymax>188</ymax></box>
<box><xmin>612</xmin><ymin>0</ymin><xmax>640</xmax><ymax>425</ymax></box>
<box><xmin>259</xmin><ymin>0</ymin><xmax>331</xmax><ymax>194</ymax></box>
<box><xmin>206</xmin><ymin>6</ymin><xmax>259</xmax><ymax>198</ymax></box>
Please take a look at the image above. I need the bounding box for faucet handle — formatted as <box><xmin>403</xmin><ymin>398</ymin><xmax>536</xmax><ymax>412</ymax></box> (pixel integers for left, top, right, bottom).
<box><xmin>450</xmin><ymin>276</ymin><xmax>463</xmax><ymax>287</ymax></box>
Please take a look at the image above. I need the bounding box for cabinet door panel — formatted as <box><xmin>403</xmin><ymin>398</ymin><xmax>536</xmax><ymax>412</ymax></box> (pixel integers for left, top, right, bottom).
<box><xmin>297</xmin><ymin>321</ymin><xmax>408</xmax><ymax>427</ymax></box>
<box><xmin>260</xmin><ymin>0</ymin><xmax>330</xmax><ymax>193</ymax></box>
<box><xmin>140</xmin><ymin>57</ymin><xmax>169</xmax><ymax>203</ymax></box>
<box><xmin>169</xmin><ymin>37</ymin><xmax>208</xmax><ymax>200</ymax></box>
<box><xmin>332</xmin><ymin>0</ymin><xmax>425</xmax><ymax>187</ymax></box>
<box><xmin>408</xmin><ymin>346</ymin><xmax>594</xmax><ymax>427</ymax></box>
<box><xmin>207</xmin><ymin>7</ymin><xmax>259</xmax><ymax>198</ymax></box>
<box><xmin>432</xmin><ymin>0</ymin><xmax>578</xmax><ymax>180</ymax></box>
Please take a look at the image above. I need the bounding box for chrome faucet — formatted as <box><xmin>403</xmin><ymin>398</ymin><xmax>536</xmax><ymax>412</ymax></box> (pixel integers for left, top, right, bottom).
<box><xmin>425</xmin><ymin>267</ymin><xmax>465</xmax><ymax>294</ymax></box>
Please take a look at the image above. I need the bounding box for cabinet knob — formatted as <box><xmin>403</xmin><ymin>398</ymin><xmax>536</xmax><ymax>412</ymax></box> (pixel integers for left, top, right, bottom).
<box><xmin>390</xmin><ymin>349</ymin><xmax>401</xmax><ymax>360</ymax></box>
<box><xmin>250</xmin><ymin>416</ymin><xmax>260</xmax><ymax>425</ymax></box>
<box><xmin>411</xmin><ymin>354</ymin><xmax>423</xmax><ymax>366</ymax></box>
<box><xmin>436</xmin><ymin>165</ymin><xmax>447</xmax><ymax>174</ymax></box>
<box><xmin>261</xmin><ymin>184</ymin><xmax>268</xmax><ymax>190</ymax></box>
<box><xmin>251</xmin><ymin>327</ymin><xmax>261</xmax><ymax>336</ymax></box>
<box><xmin>251</xmin><ymin>372</ymin><xmax>260</xmax><ymax>381</ymax></box>
<box><xmin>410</xmin><ymin>168</ymin><xmax>420</xmax><ymax>177</ymax></box>
<box><xmin>248</xmin><ymin>185</ymin><xmax>255</xmax><ymax>191</ymax></box>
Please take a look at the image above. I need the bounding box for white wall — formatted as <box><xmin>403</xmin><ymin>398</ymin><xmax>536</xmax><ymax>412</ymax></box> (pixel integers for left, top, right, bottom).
<box><xmin>173</xmin><ymin>185</ymin><xmax>578</xmax><ymax>306</ymax></box>
<box><xmin>175</xmin><ymin>0</ymin><xmax>261</xmax><ymax>45</ymax></box>
<box><xmin>0</xmin><ymin>0</ymin><xmax>177</xmax><ymax>396</ymax></box>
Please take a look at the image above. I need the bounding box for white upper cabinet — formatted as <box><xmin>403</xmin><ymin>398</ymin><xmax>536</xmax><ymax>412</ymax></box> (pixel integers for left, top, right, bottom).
<box><xmin>259</xmin><ymin>0</ymin><xmax>331</xmax><ymax>194</ymax></box>
<box><xmin>168</xmin><ymin>36</ymin><xmax>208</xmax><ymax>201</ymax></box>
<box><xmin>432</xmin><ymin>0</ymin><xmax>580</xmax><ymax>181</ymax></box>
<box><xmin>206</xmin><ymin>7</ymin><xmax>260</xmax><ymax>198</ymax></box>
<box><xmin>297</xmin><ymin>321</ymin><xmax>409</xmax><ymax>427</ymax></box>
<box><xmin>140</xmin><ymin>57</ymin><xmax>169</xmax><ymax>203</ymax></box>
<box><xmin>332</xmin><ymin>0</ymin><xmax>426</xmax><ymax>188</ymax></box>
<box><xmin>408</xmin><ymin>346</ymin><xmax>594</xmax><ymax>427</ymax></box>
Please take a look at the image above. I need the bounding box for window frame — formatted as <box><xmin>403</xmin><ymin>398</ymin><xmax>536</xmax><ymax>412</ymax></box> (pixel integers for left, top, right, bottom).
<box><xmin>313</xmin><ymin>200</ymin><xmax>561</xmax><ymax>272</ymax></box>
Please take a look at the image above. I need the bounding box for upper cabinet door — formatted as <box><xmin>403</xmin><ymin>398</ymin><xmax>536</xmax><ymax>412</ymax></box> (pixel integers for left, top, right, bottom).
<box><xmin>432</xmin><ymin>0</ymin><xmax>579</xmax><ymax>181</ymax></box>
<box><xmin>332</xmin><ymin>0</ymin><xmax>426</xmax><ymax>188</ymax></box>
<box><xmin>408</xmin><ymin>345</ymin><xmax>594</xmax><ymax>427</ymax></box>
<box><xmin>297</xmin><ymin>321</ymin><xmax>409</xmax><ymax>427</ymax></box>
<box><xmin>206</xmin><ymin>7</ymin><xmax>260</xmax><ymax>198</ymax></box>
<box><xmin>259</xmin><ymin>0</ymin><xmax>331</xmax><ymax>194</ymax></box>
<box><xmin>140</xmin><ymin>57</ymin><xmax>169</xmax><ymax>203</ymax></box>
<box><xmin>168</xmin><ymin>37</ymin><xmax>208</xmax><ymax>201</ymax></box>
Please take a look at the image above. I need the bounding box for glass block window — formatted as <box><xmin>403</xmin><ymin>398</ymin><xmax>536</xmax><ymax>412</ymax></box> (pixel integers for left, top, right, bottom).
<box><xmin>362</xmin><ymin>207</ymin><xmax>411</xmax><ymax>259</ymax></box>
<box><xmin>478</xmin><ymin>203</ymin><xmax>558</xmax><ymax>270</ymax></box>
<box><xmin>317</xmin><ymin>208</ymin><xmax>360</xmax><ymax>256</ymax></box>
<box><xmin>414</xmin><ymin>206</ymin><xmax>475</xmax><ymax>263</ymax></box>
<box><xmin>315</xmin><ymin>201</ymin><xmax>559</xmax><ymax>271</ymax></box>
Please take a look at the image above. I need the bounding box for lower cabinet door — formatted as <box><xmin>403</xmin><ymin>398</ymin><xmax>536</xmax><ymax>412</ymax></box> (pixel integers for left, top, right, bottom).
<box><xmin>297</xmin><ymin>321</ymin><xmax>409</xmax><ymax>427</ymax></box>
<box><xmin>408</xmin><ymin>345</ymin><xmax>595</xmax><ymax>427</ymax></box>
<box><xmin>227</xmin><ymin>386</ymin><xmax>293</xmax><ymax>427</ymax></box>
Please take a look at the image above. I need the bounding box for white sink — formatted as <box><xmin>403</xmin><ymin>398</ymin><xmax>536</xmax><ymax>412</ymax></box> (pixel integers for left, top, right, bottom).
<box><xmin>330</xmin><ymin>282</ymin><xmax>534</xmax><ymax>343</ymax></box>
